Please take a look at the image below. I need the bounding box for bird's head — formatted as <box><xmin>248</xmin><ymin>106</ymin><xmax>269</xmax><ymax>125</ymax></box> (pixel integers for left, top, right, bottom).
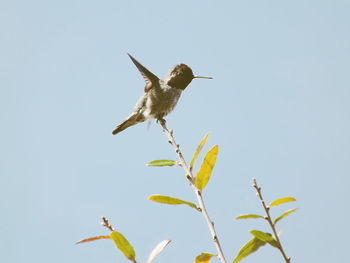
<box><xmin>166</xmin><ymin>64</ymin><xmax>212</xmax><ymax>90</ymax></box>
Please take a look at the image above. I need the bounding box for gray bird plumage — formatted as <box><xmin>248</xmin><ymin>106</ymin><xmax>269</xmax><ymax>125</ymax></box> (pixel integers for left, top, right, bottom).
<box><xmin>112</xmin><ymin>54</ymin><xmax>212</xmax><ymax>135</ymax></box>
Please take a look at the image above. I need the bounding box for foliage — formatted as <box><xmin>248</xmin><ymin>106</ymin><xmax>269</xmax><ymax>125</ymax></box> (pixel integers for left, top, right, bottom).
<box><xmin>77</xmin><ymin>127</ymin><xmax>297</xmax><ymax>263</ymax></box>
<box><xmin>233</xmin><ymin>179</ymin><xmax>297</xmax><ymax>263</ymax></box>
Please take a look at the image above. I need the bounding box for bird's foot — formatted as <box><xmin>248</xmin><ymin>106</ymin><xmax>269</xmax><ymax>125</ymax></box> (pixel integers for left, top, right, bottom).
<box><xmin>157</xmin><ymin>118</ymin><xmax>166</xmax><ymax>125</ymax></box>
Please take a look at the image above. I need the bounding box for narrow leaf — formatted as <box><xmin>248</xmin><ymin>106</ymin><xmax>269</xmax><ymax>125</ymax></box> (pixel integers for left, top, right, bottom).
<box><xmin>195</xmin><ymin>252</ymin><xmax>215</xmax><ymax>263</ymax></box>
<box><xmin>190</xmin><ymin>133</ymin><xmax>210</xmax><ymax>171</ymax></box>
<box><xmin>232</xmin><ymin>237</ymin><xmax>266</xmax><ymax>263</ymax></box>
<box><xmin>274</xmin><ymin>208</ymin><xmax>298</xmax><ymax>225</ymax></box>
<box><xmin>195</xmin><ymin>145</ymin><xmax>219</xmax><ymax>190</ymax></box>
<box><xmin>149</xmin><ymin>195</ymin><xmax>199</xmax><ymax>210</ymax></box>
<box><xmin>110</xmin><ymin>231</ymin><xmax>136</xmax><ymax>261</ymax></box>
<box><xmin>235</xmin><ymin>214</ymin><xmax>264</xmax><ymax>220</ymax></box>
<box><xmin>147</xmin><ymin>160</ymin><xmax>176</xmax><ymax>167</ymax></box>
<box><xmin>76</xmin><ymin>235</ymin><xmax>110</xmax><ymax>244</ymax></box>
<box><xmin>250</xmin><ymin>230</ymin><xmax>279</xmax><ymax>248</ymax></box>
<box><xmin>269</xmin><ymin>197</ymin><xmax>296</xmax><ymax>207</ymax></box>
<box><xmin>147</xmin><ymin>239</ymin><xmax>171</xmax><ymax>263</ymax></box>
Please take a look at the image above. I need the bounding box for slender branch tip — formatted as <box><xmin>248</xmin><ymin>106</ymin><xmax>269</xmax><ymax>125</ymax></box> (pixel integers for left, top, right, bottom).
<box><xmin>157</xmin><ymin>121</ymin><xmax>227</xmax><ymax>263</ymax></box>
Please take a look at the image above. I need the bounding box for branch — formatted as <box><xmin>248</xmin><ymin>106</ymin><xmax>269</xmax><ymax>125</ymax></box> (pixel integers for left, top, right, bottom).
<box><xmin>101</xmin><ymin>216</ymin><xmax>115</xmax><ymax>232</ymax></box>
<box><xmin>158</xmin><ymin>119</ymin><xmax>227</xmax><ymax>263</ymax></box>
<box><xmin>252</xmin><ymin>179</ymin><xmax>291</xmax><ymax>263</ymax></box>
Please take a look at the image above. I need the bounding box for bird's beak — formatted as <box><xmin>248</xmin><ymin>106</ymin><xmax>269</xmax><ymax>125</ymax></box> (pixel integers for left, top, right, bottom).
<box><xmin>193</xmin><ymin>75</ymin><xmax>213</xmax><ymax>79</ymax></box>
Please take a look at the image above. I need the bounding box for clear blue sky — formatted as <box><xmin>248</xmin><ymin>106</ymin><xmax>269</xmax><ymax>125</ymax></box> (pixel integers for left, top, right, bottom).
<box><xmin>1</xmin><ymin>1</ymin><xmax>349</xmax><ymax>262</ymax></box>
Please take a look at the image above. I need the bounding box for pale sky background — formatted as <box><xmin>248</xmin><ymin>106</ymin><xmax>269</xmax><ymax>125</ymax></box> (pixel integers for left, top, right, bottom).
<box><xmin>1</xmin><ymin>1</ymin><xmax>349</xmax><ymax>262</ymax></box>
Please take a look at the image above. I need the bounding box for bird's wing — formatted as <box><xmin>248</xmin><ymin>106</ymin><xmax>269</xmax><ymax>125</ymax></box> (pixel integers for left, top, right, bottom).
<box><xmin>127</xmin><ymin>53</ymin><xmax>159</xmax><ymax>92</ymax></box>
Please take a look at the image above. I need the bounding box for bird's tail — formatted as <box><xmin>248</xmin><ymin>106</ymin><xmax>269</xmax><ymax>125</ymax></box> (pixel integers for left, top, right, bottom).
<box><xmin>112</xmin><ymin>113</ymin><xmax>145</xmax><ymax>135</ymax></box>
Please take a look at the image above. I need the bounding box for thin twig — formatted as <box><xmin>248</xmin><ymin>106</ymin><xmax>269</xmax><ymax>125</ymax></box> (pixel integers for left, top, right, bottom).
<box><xmin>101</xmin><ymin>216</ymin><xmax>115</xmax><ymax>232</ymax></box>
<box><xmin>252</xmin><ymin>178</ymin><xmax>291</xmax><ymax>263</ymax></box>
<box><xmin>158</xmin><ymin>119</ymin><xmax>227</xmax><ymax>263</ymax></box>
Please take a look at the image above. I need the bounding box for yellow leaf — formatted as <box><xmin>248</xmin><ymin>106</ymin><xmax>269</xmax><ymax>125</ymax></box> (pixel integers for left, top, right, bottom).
<box><xmin>190</xmin><ymin>133</ymin><xmax>210</xmax><ymax>171</ymax></box>
<box><xmin>233</xmin><ymin>237</ymin><xmax>266</xmax><ymax>263</ymax></box>
<box><xmin>250</xmin><ymin>230</ymin><xmax>279</xmax><ymax>248</ymax></box>
<box><xmin>195</xmin><ymin>252</ymin><xmax>215</xmax><ymax>263</ymax></box>
<box><xmin>195</xmin><ymin>145</ymin><xmax>219</xmax><ymax>190</ymax></box>
<box><xmin>235</xmin><ymin>214</ymin><xmax>264</xmax><ymax>220</ymax></box>
<box><xmin>269</xmin><ymin>197</ymin><xmax>296</xmax><ymax>207</ymax></box>
<box><xmin>147</xmin><ymin>160</ymin><xmax>176</xmax><ymax>167</ymax></box>
<box><xmin>274</xmin><ymin>208</ymin><xmax>298</xmax><ymax>224</ymax></box>
<box><xmin>149</xmin><ymin>195</ymin><xmax>199</xmax><ymax>210</ymax></box>
<box><xmin>110</xmin><ymin>231</ymin><xmax>136</xmax><ymax>262</ymax></box>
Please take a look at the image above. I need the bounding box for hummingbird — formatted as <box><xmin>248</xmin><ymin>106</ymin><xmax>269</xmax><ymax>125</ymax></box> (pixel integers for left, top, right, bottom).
<box><xmin>112</xmin><ymin>54</ymin><xmax>212</xmax><ymax>135</ymax></box>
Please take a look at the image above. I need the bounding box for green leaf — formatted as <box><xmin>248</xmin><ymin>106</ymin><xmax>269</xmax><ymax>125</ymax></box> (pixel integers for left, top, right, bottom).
<box><xmin>195</xmin><ymin>252</ymin><xmax>215</xmax><ymax>263</ymax></box>
<box><xmin>190</xmin><ymin>133</ymin><xmax>210</xmax><ymax>171</ymax></box>
<box><xmin>195</xmin><ymin>145</ymin><xmax>219</xmax><ymax>190</ymax></box>
<box><xmin>250</xmin><ymin>230</ymin><xmax>279</xmax><ymax>248</ymax></box>
<box><xmin>147</xmin><ymin>160</ymin><xmax>176</xmax><ymax>167</ymax></box>
<box><xmin>269</xmin><ymin>197</ymin><xmax>296</xmax><ymax>207</ymax></box>
<box><xmin>149</xmin><ymin>195</ymin><xmax>199</xmax><ymax>210</ymax></box>
<box><xmin>76</xmin><ymin>235</ymin><xmax>110</xmax><ymax>244</ymax></box>
<box><xmin>274</xmin><ymin>208</ymin><xmax>298</xmax><ymax>225</ymax></box>
<box><xmin>232</xmin><ymin>237</ymin><xmax>266</xmax><ymax>263</ymax></box>
<box><xmin>146</xmin><ymin>239</ymin><xmax>171</xmax><ymax>263</ymax></box>
<box><xmin>235</xmin><ymin>214</ymin><xmax>264</xmax><ymax>220</ymax></box>
<box><xmin>110</xmin><ymin>231</ymin><xmax>136</xmax><ymax>262</ymax></box>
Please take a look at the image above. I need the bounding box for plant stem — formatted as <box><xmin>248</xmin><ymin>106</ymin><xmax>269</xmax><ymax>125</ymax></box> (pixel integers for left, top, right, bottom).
<box><xmin>252</xmin><ymin>179</ymin><xmax>291</xmax><ymax>263</ymax></box>
<box><xmin>101</xmin><ymin>216</ymin><xmax>115</xmax><ymax>231</ymax></box>
<box><xmin>159</xmin><ymin>119</ymin><xmax>227</xmax><ymax>263</ymax></box>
